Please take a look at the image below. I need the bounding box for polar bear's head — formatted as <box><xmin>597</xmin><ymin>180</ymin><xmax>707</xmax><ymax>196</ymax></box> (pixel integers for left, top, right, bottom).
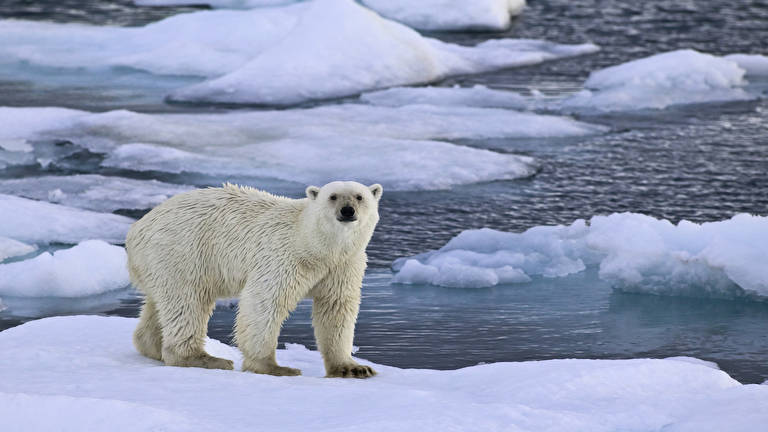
<box><xmin>305</xmin><ymin>181</ymin><xmax>382</xmax><ymax>242</ymax></box>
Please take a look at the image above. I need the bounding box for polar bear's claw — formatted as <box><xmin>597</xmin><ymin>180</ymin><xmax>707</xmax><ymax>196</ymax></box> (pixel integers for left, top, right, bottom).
<box><xmin>166</xmin><ymin>353</ymin><xmax>234</xmax><ymax>370</ymax></box>
<box><xmin>327</xmin><ymin>363</ymin><xmax>377</xmax><ymax>379</ymax></box>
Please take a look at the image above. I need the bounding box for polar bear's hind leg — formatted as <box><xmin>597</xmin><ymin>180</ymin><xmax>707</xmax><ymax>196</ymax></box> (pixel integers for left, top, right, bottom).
<box><xmin>133</xmin><ymin>298</ymin><xmax>163</xmax><ymax>361</ymax></box>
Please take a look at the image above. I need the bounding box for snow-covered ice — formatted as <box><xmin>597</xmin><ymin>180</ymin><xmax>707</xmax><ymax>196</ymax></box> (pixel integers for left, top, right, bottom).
<box><xmin>562</xmin><ymin>50</ymin><xmax>755</xmax><ymax>111</ymax></box>
<box><xmin>0</xmin><ymin>237</ymin><xmax>37</xmax><ymax>262</ymax></box>
<box><xmin>1</xmin><ymin>315</ymin><xmax>768</xmax><ymax>431</ymax></box>
<box><xmin>361</xmin><ymin>84</ymin><xmax>540</xmax><ymax>109</ymax></box>
<box><xmin>0</xmin><ymin>194</ymin><xmax>133</xmax><ymax>245</ymax></box>
<box><xmin>1</xmin><ymin>0</ymin><xmax>595</xmax><ymax>105</ymax></box>
<box><xmin>0</xmin><ymin>105</ymin><xmax>604</xmax><ymax>190</ymax></box>
<box><xmin>723</xmin><ymin>53</ymin><xmax>768</xmax><ymax>76</ymax></box>
<box><xmin>0</xmin><ymin>175</ymin><xmax>193</xmax><ymax>213</ymax></box>
<box><xmin>135</xmin><ymin>0</ymin><xmax>296</xmax><ymax>7</ymax></box>
<box><xmin>360</xmin><ymin>0</ymin><xmax>526</xmax><ymax>31</ymax></box>
<box><xmin>393</xmin><ymin>213</ymin><xmax>768</xmax><ymax>299</ymax></box>
<box><xmin>0</xmin><ymin>241</ymin><xmax>129</xmax><ymax>298</ymax></box>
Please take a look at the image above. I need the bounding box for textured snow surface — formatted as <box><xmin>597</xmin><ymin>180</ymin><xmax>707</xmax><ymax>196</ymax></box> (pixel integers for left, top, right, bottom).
<box><xmin>0</xmin><ymin>105</ymin><xmax>603</xmax><ymax>190</ymax></box>
<box><xmin>361</xmin><ymin>0</ymin><xmax>526</xmax><ymax>31</ymax></box>
<box><xmin>0</xmin><ymin>237</ymin><xmax>37</xmax><ymax>262</ymax></box>
<box><xmin>562</xmin><ymin>50</ymin><xmax>754</xmax><ymax>111</ymax></box>
<box><xmin>0</xmin><ymin>175</ymin><xmax>193</xmax><ymax>212</ymax></box>
<box><xmin>723</xmin><ymin>53</ymin><xmax>768</xmax><ymax>76</ymax></box>
<box><xmin>0</xmin><ymin>194</ymin><xmax>133</xmax><ymax>245</ymax></box>
<box><xmin>2</xmin><ymin>316</ymin><xmax>768</xmax><ymax>432</ymax></box>
<box><xmin>0</xmin><ymin>241</ymin><xmax>129</xmax><ymax>298</ymax></box>
<box><xmin>393</xmin><ymin>213</ymin><xmax>768</xmax><ymax>299</ymax></box>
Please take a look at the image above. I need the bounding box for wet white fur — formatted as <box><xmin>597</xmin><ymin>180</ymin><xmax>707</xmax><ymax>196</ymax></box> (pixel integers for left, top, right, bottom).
<box><xmin>127</xmin><ymin>181</ymin><xmax>381</xmax><ymax>376</ymax></box>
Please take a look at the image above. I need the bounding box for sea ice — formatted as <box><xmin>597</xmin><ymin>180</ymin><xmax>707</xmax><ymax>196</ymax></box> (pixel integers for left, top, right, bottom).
<box><xmin>393</xmin><ymin>213</ymin><xmax>768</xmax><ymax>299</ymax></box>
<box><xmin>360</xmin><ymin>0</ymin><xmax>526</xmax><ymax>31</ymax></box>
<box><xmin>0</xmin><ymin>105</ymin><xmax>603</xmax><ymax>190</ymax></box>
<box><xmin>0</xmin><ymin>175</ymin><xmax>192</xmax><ymax>213</ymax></box>
<box><xmin>723</xmin><ymin>53</ymin><xmax>768</xmax><ymax>76</ymax></box>
<box><xmin>361</xmin><ymin>84</ymin><xmax>539</xmax><ymax>109</ymax></box>
<box><xmin>0</xmin><ymin>237</ymin><xmax>37</xmax><ymax>262</ymax></box>
<box><xmin>1</xmin><ymin>315</ymin><xmax>768</xmax><ymax>431</ymax></box>
<box><xmin>562</xmin><ymin>50</ymin><xmax>755</xmax><ymax>111</ymax></box>
<box><xmin>0</xmin><ymin>194</ymin><xmax>134</xmax><ymax>245</ymax></box>
<box><xmin>0</xmin><ymin>241</ymin><xmax>129</xmax><ymax>298</ymax></box>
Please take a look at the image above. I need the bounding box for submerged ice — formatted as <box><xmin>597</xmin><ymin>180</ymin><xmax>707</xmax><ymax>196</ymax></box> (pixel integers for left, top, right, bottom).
<box><xmin>393</xmin><ymin>213</ymin><xmax>768</xmax><ymax>299</ymax></box>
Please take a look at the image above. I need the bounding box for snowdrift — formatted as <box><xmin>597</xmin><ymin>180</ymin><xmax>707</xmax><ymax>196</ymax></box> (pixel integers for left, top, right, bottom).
<box><xmin>1</xmin><ymin>315</ymin><xmax>767</xmax><ymax>432</ymax></box>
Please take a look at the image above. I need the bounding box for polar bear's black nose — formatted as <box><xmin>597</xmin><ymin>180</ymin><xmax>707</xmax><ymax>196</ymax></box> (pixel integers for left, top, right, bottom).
<box><xmin>341</xmin><ymin>206</ymin><xmax>355</xmax><ymax>218</ymax></box>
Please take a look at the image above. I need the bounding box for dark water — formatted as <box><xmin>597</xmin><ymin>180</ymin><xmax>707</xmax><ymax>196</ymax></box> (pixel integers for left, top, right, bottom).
<box><xmin>1</xmin><ymin>0</ymin><xmax>768</xmax><ymax>383</ymax></box>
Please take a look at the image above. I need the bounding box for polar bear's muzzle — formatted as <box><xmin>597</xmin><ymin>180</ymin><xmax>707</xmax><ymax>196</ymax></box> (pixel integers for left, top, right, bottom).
<box><xmin>337</xmin><ymin>205</ymin><xmax>357</xmax><ymax>222</ymax></box>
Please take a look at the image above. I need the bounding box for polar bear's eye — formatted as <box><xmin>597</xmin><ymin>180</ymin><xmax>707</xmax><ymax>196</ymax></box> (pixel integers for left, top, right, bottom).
<box><xmin>330</xmin><ymin>194</ymin><xmax>337</xmax><ymax>201</ymax></box>
<box><xmin>356</xmin><ymin>195</ymin><xmax>363</xmax><ymax>201</ymax></box>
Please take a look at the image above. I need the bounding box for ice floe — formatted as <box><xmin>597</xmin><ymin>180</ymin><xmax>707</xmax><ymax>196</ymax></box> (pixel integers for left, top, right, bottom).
<box><xmin>360</xmin><ymin>0</ymin><xmax>526</xmax><ymax>31</ymax></box>
<box><xmin>0</xmin><ymin>241</ymin><xmax>129</xmax><ymax>298</ymax></box>
<box><xmin>0</xmin><ymin>105</ymin><xmax>604</xmax><ymax>190</ymax></box>
<box><xmin>723</xmin><ymin>53</ymin><xmax>768</xmax><ymax>76</ymax></box>
<box><xmin>361</xmin><ymin>84</ymin><xmax>540</xmax><ymax>109</ymax></box>
<box><xmin>2</xmin><ymin>315</ymin><xmax>768</xmax><ymax>431</ymax></box>
<box><xmin>0</xmin><ymin>175</ymin><xmax>193</xmax><ymax>213</ymax></box>
<box><xmin>171</xmin><ymin>0</ymin><xmax>596</xmax><ymax>105</ymax></box>
<box><xmin>0</xmin><ymin>194</ymin><xmax>133</xmax><ymax>245</ymax></box>
<box><xmin>562</xmin><ymin>50</ymin><xmax>755</xmax><ymax>112</ymax></box>
<box><xmin>0</xmin><ymin>237</ymin><xmax>37</xmax><ymax>262</ymax></box>
<box><xmin>393</xmin><ymin>213</ymin><xmax>768</xmax><ymax>299</ymax></box>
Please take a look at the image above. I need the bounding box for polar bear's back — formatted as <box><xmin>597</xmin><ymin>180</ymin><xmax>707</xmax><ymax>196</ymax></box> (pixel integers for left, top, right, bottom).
<box><xmin>126</xmin><ymin>184</ymin><xmax>302</xmax><ymax>297</ymax></box>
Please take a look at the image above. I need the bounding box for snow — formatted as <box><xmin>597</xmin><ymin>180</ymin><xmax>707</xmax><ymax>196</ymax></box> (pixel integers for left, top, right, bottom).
<box><xmin>361</xmin><ymin>0</ymin><xmax>526</xmax><ymax>31</ymax></box>
<box><xmin>0</xmin><ymin>194</ymin><xmax>134</xmax><ymax>245</ymax></box>
<box><xmin>393</xmin><ymin>213</ymin><xmax>768</xmax><ymax>299</ymax></box>
<box><xmin>1</xmin><ymin>0</ymin><xmax>594</xmax><ymax>105</ymax></box>
<box><xmin>2</xmin><ymin>315</ymin><xmax>768</xmax><ymax>431</ymax></box>
<box><xmin>0</xmin><ymin>105</ymin><xmax>603</xmax><ymax>190</ymax></box>
<box><xmin>361</xmin><ymin>84</ymin><xmax>539</xmax><ymax>109</ymax></box>
<box><xmin>0</xmin><ymin>237</ymin><xmax>36</xmax><ymax>262</ymax></box>
<box><xmin>0</xmin><ymin>175</ymin><xmax>193</xmax><ymax>213</ymax></box>
<box><xmin>562</xmin><ymin>50</ymin><xmax>754</xmax><ymax>111</ymax></box>
<box><xmin>135</xmin><ymin>0</ymin><xmax>296</xmax><ymax>7</ymax></box>
<box><xmin>170</xmin><ymin>0</ymin><xmax>596</xmax><ymax>105</ymax></box>
<box><xmin>723</xmin><ymin>53</ymin><xmax>768</xmax><ymax>76</ymax></box>
<box><xmin>0</xmin><ymin>241</ymin><xmax>129</xmax><ymax>298</ymax></box>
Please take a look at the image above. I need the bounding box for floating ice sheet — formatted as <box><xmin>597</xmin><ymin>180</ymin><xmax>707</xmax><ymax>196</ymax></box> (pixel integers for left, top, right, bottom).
<box><xmin>393</xmin><ymin>213</ymin><xmax>768</xmax><ymax>299</ymax></box>
<box><xmin>723</xmin><ymin>54</ymin><xmax>768</xmax><ymax>76</ymax></box>
<box><xmin>1</xmin><ymin>315</ymin><xmax>768</xmax><ymax>431</ymax></box>
<box><xmin>0</xmin><ymin>194</ymin><xmax>134</xmax><ymax>245</ymax></box>
<box><xmin>0</xmin><ymin>237</ymin><xmax>37</xmax><ymax>262</ymax></box>
<box><xmin>0</xmin><ymin>175</ymin><xmax>192</xmax><ymax>213</ymax></box>
<box><xmin>361</xmin><ymin>84</ymin><xmax>540</xmax><ymax>109</ymax></box>
<box><xmin>0</xmin><ymin>241</ymin><xmax>129</xmax><ymax>298</ymax></box>
<box><xmin>561</xmin><ymin>50</ymin><xmax>755</xmax><ymax>112</ymax></box>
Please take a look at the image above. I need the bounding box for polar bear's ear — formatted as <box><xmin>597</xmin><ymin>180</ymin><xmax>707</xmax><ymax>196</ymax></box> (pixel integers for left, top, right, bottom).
<box><xmin>306</xmin><ymin>186</ymin><xmax>320</xmax><ymax>200</ymax></box>
<box><xmin>369</xmin><ymin>184</ymin><xmax>383</xmax><ymax>200</ymax></box>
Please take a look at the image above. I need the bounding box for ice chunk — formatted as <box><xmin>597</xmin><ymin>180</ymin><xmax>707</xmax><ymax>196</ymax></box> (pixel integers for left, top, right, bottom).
<box><xmin>135</xmin><ymin>0</ymin><xmax>296</xmax><ymax>7</ymax></box>
<box><xmin>2</xmin><ymin>315</ymin><xmax>768</xmax><ymax>431</ymax></box>
<box><xmin>562</xmin><ymin>50</ymin><xmax>753</xmax><ymax>112</ymax></box>
<box><xmin>361</xmin><ymin>84</ymin><xmax>538</xmax><ymax>109</ymax></box>
<box><xmin>1</xmin><ymin>105</ymin><xmax>604</xmax><ymax>190</ymax></box>
<box><xmin>723</xmin><ymin>54</ymin><xmax>768</xmax><ymax>76</ymax></box>
<box><xmin>0</xmin><ymin>237</ymin><xmax>36</xmax><ymax>262</ymax></box>
<box><xmin>0</xmin><ymin>175</ymin><xmax>192</xmax><ymax>212</ymax></box>
<box><xmin>0</xmin><ymin>241</ymin><xmax>128</xmax><ymax>298</ymax></box>
<box><xmin>361</xmin><ymin>0</ymin><xmax>526</xmax><ymax>31</ymax></box>
<box><xmin>168</xmin><ymin>0</ymin><xmax>597</xmax><ymax>105</ymax></box>
<box><xmin>393</xmin><ymin>213</ymin><xmax>768</xmax><ymax>299</ymax></box>
<box><xmin>0</xmin><ymin>194</ymin><xmax>133</xmax><ymax>245</ymax></box>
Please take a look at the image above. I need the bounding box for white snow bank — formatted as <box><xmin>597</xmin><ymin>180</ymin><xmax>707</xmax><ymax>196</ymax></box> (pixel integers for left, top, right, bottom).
<box><xmin>361</xmin><ymin>0</ymin><xmax>526</xmax><ymax>31</ymax></box>
<box><xmin>723</xmin><ymin>54</ymin><xmax>768</xmax><ymax>76</ymax></box>
<box><xmin>170</xmin><ymin>0</ymin><xmax>594</xmax><ymax>105</ymax></box>
<box><xmin>0</xmin><ymin>175</ymin><xmax>192</xmax><ymax>213</ymax></box>
<box><xmin>0</xmin><ymin>194</ymin><xmax>133</xmax><ymax>245</ymax></box>
<box><xmin>2</xmin><ymin>315</ymin><xmax>768</xmax><ymax>432</ymax></box>
<box><xmin>0</xmin><ymin>237</ymin><xmax>36</xmax><ymax>262</ymax></box>
<box><xmin>0</xmin><ymin>105</ymin><xmax>603</xmax><ymax>190</ymax></box>
<box><xmin>0</xmin><ymin>241</ymin><xmax>129</xmax><ymax>298</ymax></box>
<box><xmin>393</xmin><ymin>213</ymin><xmax>768</xmax><ymax>299</ymax></box>
<box><xmin>562</xmin><ymin>50</ymin><xmax>754</xmax><ymax>111</ymax></box>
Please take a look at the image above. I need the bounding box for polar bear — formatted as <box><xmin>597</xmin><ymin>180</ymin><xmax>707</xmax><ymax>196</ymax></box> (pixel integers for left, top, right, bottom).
<box><xmin>126</xmin><ymin>181</ymin><xmax>382</xmax><ymax>378</ymax></box>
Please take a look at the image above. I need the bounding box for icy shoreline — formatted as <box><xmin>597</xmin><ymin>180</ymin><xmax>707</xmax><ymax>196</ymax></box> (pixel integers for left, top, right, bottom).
<box><xmin>1</xmin><ymin>315</ymin><xmax>767</xmax><ymax>432</ymax></box>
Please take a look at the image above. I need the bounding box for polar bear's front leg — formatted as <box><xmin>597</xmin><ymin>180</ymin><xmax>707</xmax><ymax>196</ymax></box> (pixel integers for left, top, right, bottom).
<box><xmin>235</xmin><ymin>273</ymin><xmax>305</xmax><ymax>376</ymax></box>
<box><xmin>312</xmin><ymin>262</ymin><xmax>376</xmax><ymax>378</ymax></box>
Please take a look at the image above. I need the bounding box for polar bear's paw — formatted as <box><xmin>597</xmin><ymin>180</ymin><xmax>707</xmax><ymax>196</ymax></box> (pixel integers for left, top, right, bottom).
<box><xmin>326</xmin><ymin>363</ymin><xmax>377</xmax><ymax>379</ymax></box>
<box><xmin>165</xmin><ymin>352</ymin><xmax>234</xmax><ymax>370</ymax></box>
<box><xmin>243</xmin><ymin>358</ymin><xmax>302</xmax><ymax>376</ymax></box>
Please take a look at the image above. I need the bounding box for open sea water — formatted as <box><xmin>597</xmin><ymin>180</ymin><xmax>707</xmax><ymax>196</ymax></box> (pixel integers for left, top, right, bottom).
<box><xmin>1</xmin><ymin>0</ymin><xmax>767</xmax><ymax>383</ymax></box>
